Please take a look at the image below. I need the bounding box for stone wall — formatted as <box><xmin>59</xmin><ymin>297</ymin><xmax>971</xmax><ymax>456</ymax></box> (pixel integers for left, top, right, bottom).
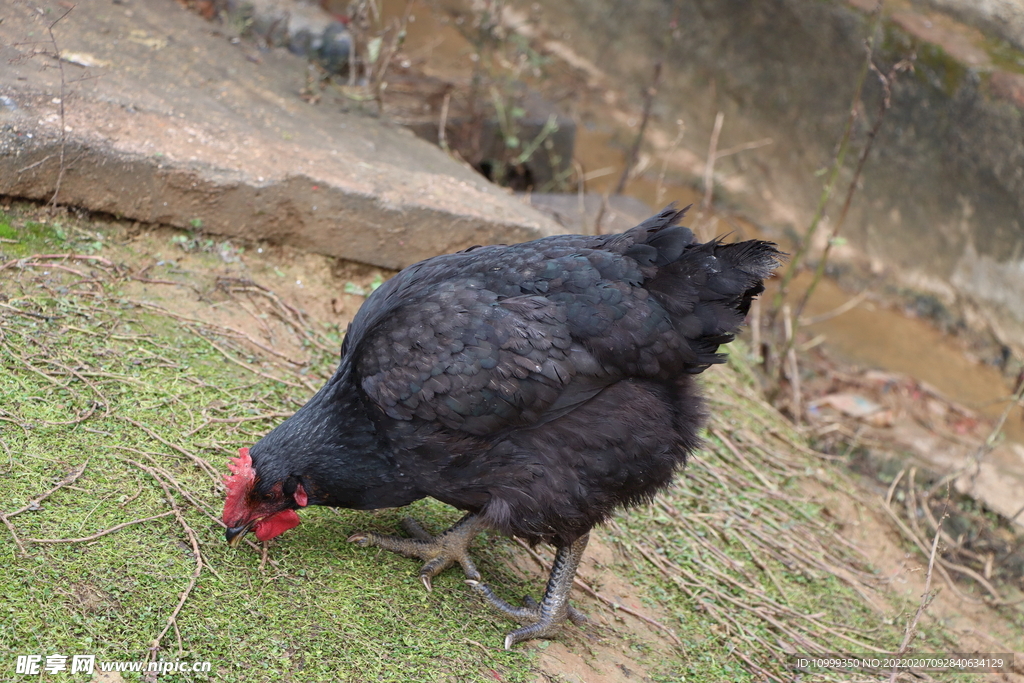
<box><xmin>535</xmin><ymin>0</ymin><xmax>1024</xmax><ymax>348</ymax></box>
<box><xmin>915</xmin><ymin>0</ymin><xmax>1024</xmax><ymax>52</ymax></box>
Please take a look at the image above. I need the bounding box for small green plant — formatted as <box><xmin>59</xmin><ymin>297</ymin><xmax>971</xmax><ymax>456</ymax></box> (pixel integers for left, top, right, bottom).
<box><xmin>3</xmin><ymin>218</ymin><xmax>103</xmax><ymax>254</ymax></box>
<box><xmin>216</xmin><ymin>240</ymin><xmax>243</xmax><ymax>263</ymax></box>
<box><xmin>0</xmin><ymin>219</ymin><xmax>67</xmax><ymax>255</ymax></box>
<box><xmin>58</xmin><ymin>224</ymin><xmax>107</xmax><ymax>254</ymax></box>
<box><xmin>441</xmin><ymin>0</ymin><xmax>570</xmax><ymax>192</ymax></box>
<box><xmin>77</xmin><ymin>236</ymin><xmax>104</xmax><ymax>254</ymax></box>
<box><xmin>490</xmin><ymin>89</ymin><xmax>559</xmax><ymax>172</ymax></box>
<box><xmin>343</xmin><ymin>274</ymin><xmax>384</xmax><ymax>297</ymax></box>
<box><xmin>332</xmin><ymin>0</ymin><xmax>411</xmax><ymax>114</ymax></box>
<box><xmin>170</xmin><ymin>232</ymin><xmax>215</xmax><ymax>254</ymax></box>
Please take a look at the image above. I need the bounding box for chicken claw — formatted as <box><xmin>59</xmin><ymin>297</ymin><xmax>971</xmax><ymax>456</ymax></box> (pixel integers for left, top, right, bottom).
<box><xmin>348</xmin><ymin>513</ymin><xmax>484</xmax><ymax>591</ymax></box>
<box><xmin>468</xmin><ymin>533</ymin><xmax>589</xmax><ymax>649</ymax></box>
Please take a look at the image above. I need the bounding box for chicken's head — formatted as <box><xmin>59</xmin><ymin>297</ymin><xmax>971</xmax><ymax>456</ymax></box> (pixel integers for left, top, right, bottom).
<box><xmin>222</xmin><ymin>447</ymin><xmax>307</xmax><ymax>546</ymax></box>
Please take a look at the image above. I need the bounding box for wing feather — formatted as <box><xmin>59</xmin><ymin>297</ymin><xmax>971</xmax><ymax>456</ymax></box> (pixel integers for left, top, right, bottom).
<box><xmin>358</xmin><ymin>291</ymin><xmax>596</xmax><ymax>435</ymax></box>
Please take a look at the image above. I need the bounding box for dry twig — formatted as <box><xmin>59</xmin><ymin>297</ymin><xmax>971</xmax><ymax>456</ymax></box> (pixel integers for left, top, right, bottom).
<box><xmin>701</xmin><ymin>111</ymin><xmax>725</xmax><ymax>212</ymax></box>
<box><xmin>887</xmin><ymin>503</ymin><xmax>947</xmax><ymax>683</ymax></box>
<box><xmin>119</xmin><ymin>416</ymin><xmax>223</xmax><ymax>487</ymax></box>
<box><xmin>613</xmin><ymin>62</ymin><xmax>662</xmax><ymax>197</ymax></box>
<box><xmin>46</xmin><ymin>6</ymin><xmax>75</xmax><ymax>208</ymax></box>
<box><xmin>25</xmin><ymin>511</ymin><xmax>175</xmax><ymax>544</ymax></box>
<box><xmin>1</xmin><ymin>461</ymin><xmax>88</xmax><ymax>555</ymax></box>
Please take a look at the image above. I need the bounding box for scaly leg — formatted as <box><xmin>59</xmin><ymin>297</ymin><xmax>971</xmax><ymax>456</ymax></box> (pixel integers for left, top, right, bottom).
<box><xmin>468</xmin><ymin>533</ymin><xmax>590</xmax><ymax>649</ymax></box>
<box><xmin>348</xmin><ymin>513</ymin><xmax>484</xmax><ymax>591</ymax></box>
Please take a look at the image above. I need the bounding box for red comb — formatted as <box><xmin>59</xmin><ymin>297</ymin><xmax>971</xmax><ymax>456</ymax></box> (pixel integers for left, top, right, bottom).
<box><xmin>222</xmin><ymin>447</ymin><xmax>254</xmax><ymax>525</ymax></box>
<box><xmin>224</xmin><ymin>447</ymin><xmax>254</xmax><ymax>490</ymax></box>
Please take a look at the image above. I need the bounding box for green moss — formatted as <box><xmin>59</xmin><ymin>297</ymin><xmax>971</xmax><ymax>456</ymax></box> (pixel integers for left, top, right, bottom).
<box><xmin>881</xmin><ymin>19</ymin><xmax>967</xmax><ymax>98</ymax></box>
<box><xmin>983</xmin><ymin>36</ymin><xmax>1024</xmax><ymax>75</ymax></box>
<box><xmin>919</xmin><ymin>42</ymin><xmax>969</xmax><ymax>97</ymax></box>
<box><xmin>0</xmin><ymin>217</ymin><xmax>68</xmax><ymax>257</ymax></box>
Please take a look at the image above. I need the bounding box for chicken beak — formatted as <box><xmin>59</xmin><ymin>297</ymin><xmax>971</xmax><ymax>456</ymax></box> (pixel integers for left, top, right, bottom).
<box><xmin>225</xmin><ymin>520</ymin><xmax>255</xmax><ymax>546</ymax></box>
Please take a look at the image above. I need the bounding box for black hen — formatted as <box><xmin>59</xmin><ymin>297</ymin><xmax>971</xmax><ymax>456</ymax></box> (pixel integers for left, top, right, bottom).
<box><xmin>222</xmin><ymin>206</ymin><xmax>780</xmax><ymax>648</ymax></box>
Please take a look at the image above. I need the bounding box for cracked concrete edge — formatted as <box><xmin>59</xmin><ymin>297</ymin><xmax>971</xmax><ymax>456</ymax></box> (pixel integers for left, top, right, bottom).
<box><xmin>0</xmin><ymin>103</ymin><xmax>563</xmax><ymax>271</ymax></box>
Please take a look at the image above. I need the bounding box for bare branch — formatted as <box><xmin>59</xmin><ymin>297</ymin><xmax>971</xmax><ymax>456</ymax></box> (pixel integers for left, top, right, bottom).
<box><xmin>45</xmin><ymin>5</ymin><xmax>76</xmax><ymax>209</ymax></box>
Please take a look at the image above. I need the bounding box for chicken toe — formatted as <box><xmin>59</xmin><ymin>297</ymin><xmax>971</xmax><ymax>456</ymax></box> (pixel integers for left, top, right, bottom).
<box><xmin>348</xmin><ymin>513</ymin><xmax>484</xmax><ymax>590</ymax></box>
<box><xmin>468</xmin><ymin>533</ymin><xmax>589</xmax><ymax>649</ymax></box>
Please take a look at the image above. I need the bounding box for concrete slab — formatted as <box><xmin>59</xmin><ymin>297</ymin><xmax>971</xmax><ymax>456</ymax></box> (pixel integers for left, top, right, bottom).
<box><xmin>0</xmin><ymin>0</ymin><xmax>561</xmax><ymax>269</ymax></box>
<box><xmin>524</xmin><ymin>193</ymin><xmax>655</xmax><ymax>234</ymax></box>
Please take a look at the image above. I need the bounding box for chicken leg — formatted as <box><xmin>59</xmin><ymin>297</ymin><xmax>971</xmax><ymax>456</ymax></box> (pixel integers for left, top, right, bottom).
<box><xmin>348</xmin><ymin>513</ymin><xmax>484</xmax><ymax>591</ymax></box>
<box><xmin>468</xmin><ymin>533</ymin><xmax>589</xmax><ymax>649</ymax></box>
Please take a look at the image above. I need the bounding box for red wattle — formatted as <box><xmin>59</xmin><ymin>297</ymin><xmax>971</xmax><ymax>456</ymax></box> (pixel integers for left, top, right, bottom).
<box><xmin>254</xmin><ymin>509</ymin><xmax>301</xmax><ymax>541</ymax></box>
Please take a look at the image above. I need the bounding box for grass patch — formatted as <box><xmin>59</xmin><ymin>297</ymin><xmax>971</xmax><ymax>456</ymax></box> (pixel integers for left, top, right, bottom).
<box><xmin>0</xmin><ymin>255</ymin><xmax>534</xmax><ymax>682</ymax></box>
<box><xmin>0</xmin><ymin>218</ymin><xmax>17</xmax><ymax>241</ymax></box>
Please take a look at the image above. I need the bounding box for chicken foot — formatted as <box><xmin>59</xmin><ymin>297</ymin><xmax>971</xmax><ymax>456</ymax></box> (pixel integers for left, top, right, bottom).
<box><xmin>347</xmin><ymin>513</ymin><xmax>484</xmax><ymax>591</ymax></box>
<box><xmin>468</xmin><ymin>533</ymin><xmax>589</xmax><ymax>649</ymax></box>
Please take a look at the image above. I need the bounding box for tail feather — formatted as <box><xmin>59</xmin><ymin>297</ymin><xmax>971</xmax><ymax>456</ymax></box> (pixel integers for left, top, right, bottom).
<box><xmin>622</xmin><ymin>206</ymin><xmax>782</xmax><ymax>370</ymax></box>
<box><xmin>611</xmin><ymin>204</ymin><xmax>692</xmax><ymax>260</ymax></box>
